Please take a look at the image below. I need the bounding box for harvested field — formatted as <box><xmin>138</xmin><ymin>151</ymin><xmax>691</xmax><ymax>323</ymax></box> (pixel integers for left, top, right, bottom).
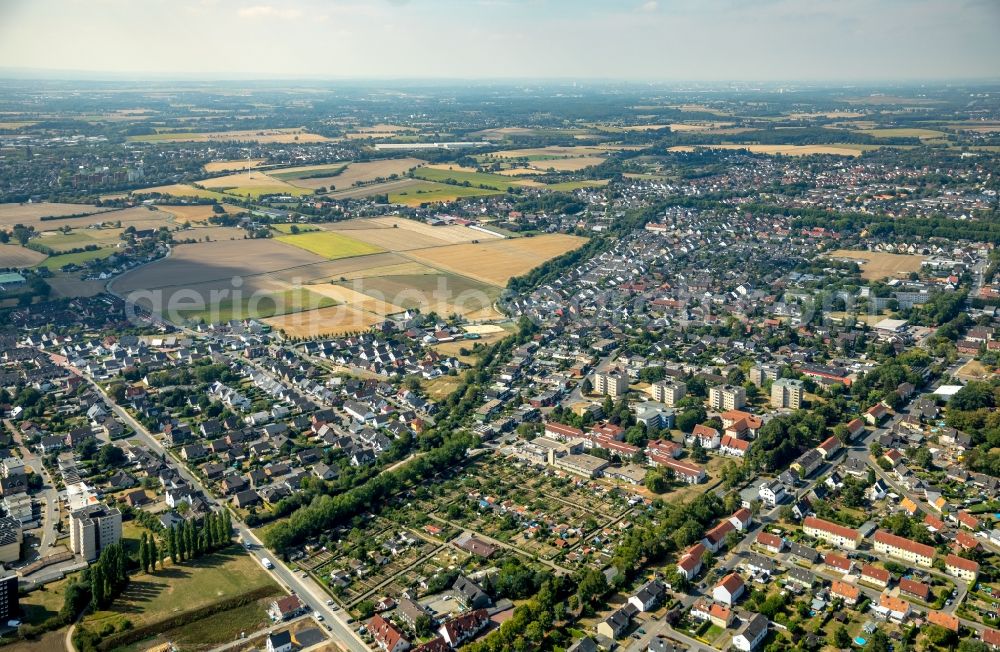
<box><xmin>858</xmin><ymin>127</ymin><xmax>946</xmax><ymax>139</ymax></box>
<box><xmin>0</xmin><ymin>244</ymin><xmax>47</xmax><ymax>267</ymax></box>
<box><xmin>159</xmin><ymin>204</ymin><xmax>229</xmax><ymax>223</ymax></box>
<box><xmin>528</xmin><ymin>156</ymin><xmax>606</xmax><ymax>171</ymax></box>
<box><xmin>404</xmin><ymin>233</ymin><xmax>587</xmax><ymax>286</ymax></box>
<box><xmin>264</xmin><ymin>304</ymin><xmax>382</xmax><ymax>337</ymax></box>
<box><xmin>351</xmin><ymin>217</ymin><xmax>484</xmax><ymax>244</ymax></box>
<box><xmin>204</xmin><ymin>158</ymin><xmax>264</xmax><ymax>173</ymax></box>
<box><xmin>827</xmin><ymin>249</ymin><xmax>926</xmax><ymax>280</ymax></box>
<box><xmin>667</xmin><ymin>144</ymin><xmax>871</xmax><ymax>156</ymax></box>
<box><xmin>495</xmin><ymin>167</ymin><xmax>540</xmax><ymax>176</ymax></box>
<box><xmin>276</xmin><ymin>231</ymin><xmax>384</xmax><ymax>260</ymax></box>
<box><xmin>129</xmin><ymin>128</ymin><xmax>328</xmax><ymax>143</ymax></box>
<box><xmin>307</xmin><ymin>283</ymin><xmax>404</xmax><ymax>315</ymax></box>
<box><xmin>267</xmin><ymin>252</ymin><xmax>413</xmax><ymax>284</ymax></box>
<box><xmin>345</xmin><ymin>273</ymin><xmax>502</xmax><ymax>320</ymax></box>
<box><xmin>285</xmin><ymin>158</ymin><xmax>425</xmax><ymax>191</ymax></box>
<box><xmin>335</xmin><ymin>261</ymin><xmax>439</xmax><ymax>281</ymax></box>
<box><xmin>667</xmin><ymin>122</ymin><xmax>736</xmax><ymax>132</ymax></box>
<box><xmin>323</xmin><ymin>218</ymin><xmax>489</xmax><ymax>251</ymax></box>
<box><xmin>113</xmin><ymin>239</ymin><xmax>325</xmax><ymax>294</ymax></box>
<box><xmin>544</xmin><ymin>180</ymin><xmax>608</xmax><ymax>191</ymax></box>
<box><xmin>0</xmin><ymin>202</ymin><xmax>113</xmax><ymax>228</ymax></box>
<box><xmin>134</xmin><ymin>184</ymin><xmax>230</xmax><ymax>201</ymax></box>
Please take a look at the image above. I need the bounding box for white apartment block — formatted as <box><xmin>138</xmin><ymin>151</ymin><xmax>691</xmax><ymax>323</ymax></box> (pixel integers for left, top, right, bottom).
<box><xmin>594</xmin><ymin>371</ymin><xmax>626</xmax><ymax>397</ymax></box>
<box><xmin>70</xmin><ymin>503</ymin><xmax>122</xmax><ymax>562</ymax></box>
<box><xmin>770</xmin><ymin>378</ymin><xmax>804</xmax><ymax>410</ymax></box>
<box><xmin>650</xmin><ymin>380</ymin><xmax>686</xmax><ymax>406</ymax></box>
<box><xmin>709</xmin><ymin>385</ymin><xmax>746</xmax><ymax>411</ymax></box>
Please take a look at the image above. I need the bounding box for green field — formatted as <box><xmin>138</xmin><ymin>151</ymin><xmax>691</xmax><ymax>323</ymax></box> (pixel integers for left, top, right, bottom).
<box><xmin>270</xmin><ymin>164</ymin><xmax>348</xmax><ymax>181</ymax></box>
<box><xmin>388</xmin><ymin>180</ymin><xmax>501</xmax><ymax>206</ymax></box>
<box><xmin>277</xmin><ymin>231</ymin><xmax>384</xmax><ymax>260</ymax></box>
<box><xmin>81</xmin><ymin>547</ymin><xmax>281</xmax><ymax>647</ymax></box>
<box><xmin>36</xmin><ymin>231</ymin><xmax>104</xmax><ymax>252</ymax></box>
<box><xmin>270</xmin><ymin>223</ymin><xmax>321</xmax><ymax>234</ymax></box>
<box><xmin>544</xmin><ymin>180</ymin><xmax>609</xmax><ymax>191</ymax></box>
<box><xmin>35</xmin><ymin>247</ymin><xmax>115</xmax><ymax>271</ymax></box>
<box><xmin>412</xmin><ymin>167</ymin><xmax>525</xmax><ymax>191</ymax></box>
<box><xmin>178</xmin><ymin>288</ymin><xmax>336</xmax><ymax>322</ymax></box>
<box><xmin>153</xmin><ymin>597</ymin><xmax>273</xmax><ymax>650</ymax></box>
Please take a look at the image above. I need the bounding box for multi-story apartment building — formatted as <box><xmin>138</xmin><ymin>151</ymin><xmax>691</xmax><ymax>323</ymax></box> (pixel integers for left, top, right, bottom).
<box><xmin>770</xmin><ymin>378</ymin><xmax>803</xmax><ymax>409</ymax></box>
<box><xmin>650</xmin><ymin>380</ymin><xmax>686</xmax><ymax>406</ymax></box>
<box><xmin>593</xmin><ymin>370</ymin><xmax>626</xmax><ymax>397</ymax></box>
<box><xmin>873</xmin><ymin>530</ymin><xmax>935</xmax><ymax>567</ymax></box>
<box><xmin>70</xmin><ymin>503</ymin><xmax>122</xmax><ymax>562</ymax></box>
<box><xmin>803</xmin><ymin>516</ymin><xmax>861</xmax><ymax>550</ymax></box>
<box><xmin>709</xmin><ymin>385</ymin><xmax>746</xmax><ymax>411</ymax></box>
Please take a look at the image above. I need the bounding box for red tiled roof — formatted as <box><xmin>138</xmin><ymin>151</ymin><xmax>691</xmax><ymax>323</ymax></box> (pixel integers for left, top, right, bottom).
<box><xmin>717</xmin><ymin>573</ymin><xmax>744</xmax><ymax>594</ymax></box>
<box><xmin>370</xmin><ymin>614</ymin><xmax>408</xmax><ymax>651</ymax></box>
<box><xmin>756</xmin><ymin>532</ymin><xmax>783</xmax><ymax>549</ymax></box>
<box><xmin>804</xmin><ymin>516</ymin><xmax>860</xmax><ymax>541</ymax></box>
<box><xmin>955</xmin><ymin>530</ymin><xmax>980</xmax><ymax>550</ymax></box>
<box><xmin>831</xmin><ymin>580</ymin><xmax>859</xmax><ymax>600</ymax></box>
<box><xmin>824</xmin><ymin>553</ymin><xmax>852</xmax><ymax>571</ymax></box>
<box><xmin>928</xmin><ymin>610</ymin><xmax>959</xmax><ymax>631</ymax></box>
<box><xmin>861</xmin><ymin>565</ymin><xmax>890</xmax><ymax>582</ymax></box>
<box><xmin>873</xmin><ymin>530</ymin><xmax>935</xmax><ymax>559</ymax></box>
<box><xmin>945</xmin><ymin>553</ymin><xmax>980</xmax><ymax>574</ymax></box>
<box><xmin>898</xmin><ymin>578</ymin><xmax>930</xmax><ymax>600</ymax></box>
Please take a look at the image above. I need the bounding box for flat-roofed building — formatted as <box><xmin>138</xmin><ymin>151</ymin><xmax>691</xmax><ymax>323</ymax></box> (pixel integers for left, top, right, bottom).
<box><xmin>70</xmin><ymin>503</ymin><xmax>122</xmax><ymax>562</ymax></box>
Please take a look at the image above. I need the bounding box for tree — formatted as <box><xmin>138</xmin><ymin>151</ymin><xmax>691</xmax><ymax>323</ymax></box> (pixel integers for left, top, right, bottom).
<box><xmin>415</xmin><ymin>614</ymin><xmax>435</xmax><ymax>637</ymax></box>
<box><xmin>168</xmin><ymin>525</ymin><xmax>178</xmax><ymax>563</ymax></box>
<box><xmin>97</xmin><ymin>444</ymin><xmax>126</xmax><ymax>469</ymax></box>
<box><xmin>644</xmin><ymin>471</ymin><xmax>669</xmax><ymax>494</ymax></box>
<box><xmin>91</xmin><ymin>564</ymin><xmax>106</xmax><ymax>608</ymax></box>
<box><xmin>581</xmin><ymin>378</ymin><xmax>593</xmax><ymax>394</ymax></box>
<box><xmin>691</xmin><ymin>439</ymin><xmax>708</xmax><ymax>463</ymax></box>
<box><xmin>834</xmin><ymin>625</ymin><xmax>852</xmax><ymax>649</ymax></box>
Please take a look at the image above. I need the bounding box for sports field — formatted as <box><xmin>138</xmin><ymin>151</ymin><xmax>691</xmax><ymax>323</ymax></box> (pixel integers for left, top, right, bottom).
<box><xmin>276</xmin><ymin>231</ymin><xmax>384</xmax><ymax>260</ymax></box>
<box><xmin>827</xmin><ymin>249</ymin><xmax>926</xmax><ymax>280</ymax></box>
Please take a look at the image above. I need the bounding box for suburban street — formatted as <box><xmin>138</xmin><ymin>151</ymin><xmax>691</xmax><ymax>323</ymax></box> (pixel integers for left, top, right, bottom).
<box><xmin>61</xmin><ymin>360</ymin><xmax>370</xmax><ymax>652</ymax></box>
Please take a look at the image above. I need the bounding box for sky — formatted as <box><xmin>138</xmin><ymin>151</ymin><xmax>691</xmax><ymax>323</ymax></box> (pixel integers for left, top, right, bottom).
<box><xmin>0</xmin><ymin>0</ymin><xmax>998</xmax><ymax>81</ymax></box>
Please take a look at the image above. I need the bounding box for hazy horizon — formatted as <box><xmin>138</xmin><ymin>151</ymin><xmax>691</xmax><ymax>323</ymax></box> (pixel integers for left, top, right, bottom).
<box><xmin>1</xmin><ymin>0</ymin><xmax>998</xmax><ymax>82</ymax></box>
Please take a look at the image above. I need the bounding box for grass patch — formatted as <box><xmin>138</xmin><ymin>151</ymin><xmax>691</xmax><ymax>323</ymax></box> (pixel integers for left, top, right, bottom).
<box><xmin>388</xmin><ymin>181</ymin><xmax>501</xmax><ymax>206</ymax></box>
<box><xmin>155</xmin><ymin>597</ymin><xmax>272</xmax><ymax>650</ymax></box>
<box><xmin>35</xmin><ymin>247</ymin><xmax>114</xmax><ymax>271</ymax></box>
<box><xmin>270</xmin><ymin>164</ymin><xmax>349</xmax><ymax>181</ymax></box>
<box><xmin>20</xmin><ymin>574</ymin><xmax>76</xmax><ymax>626</ymax></box>
<box><xmin>544</xmin><ymin>180</ymin><xmax>608</xmax><ymax>191</ymax></box>
<box><xmin>277</xmin><ymin>231</ymin><xmax>384</xmax><ymax>260</ymax></box>
<box><xmin>178</xmin><ymin>288</ymin><xmax>336</xmax><ymax>323</ymax></box>
<box><xmin>270</xmin><ymin>223</ymin><xmax>320</xmax><ymax>235</ymax></box>
<box><xmin>412</xmin><ymin>167</ymin><xmax>525</xmax><ymax>191</ymax></box>
<box><xmin>82</xmin><ymin>547</ymin><xmax>280</xmax><ymax>636</ymax></box>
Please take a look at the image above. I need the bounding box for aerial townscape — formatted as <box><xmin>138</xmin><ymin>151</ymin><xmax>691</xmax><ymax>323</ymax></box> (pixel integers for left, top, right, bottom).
<box><xmin>0</xmin><ymin>2</ymin><xmax>999</xmax><ymax>652</ymax></box>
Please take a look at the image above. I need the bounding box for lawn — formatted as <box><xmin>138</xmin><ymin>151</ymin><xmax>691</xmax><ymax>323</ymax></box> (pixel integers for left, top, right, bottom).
<box><xmin>82</xmin><ymin>547</ymin><xmax>280</xmax><ymax>639</ymax></box>
<box><xmin>412</xmin><ymin>167</ymin><xmax>526</xmax><ymax>191</ymax></box>
<box><xmin>422</xmin><ymin>372</ymin><xmax>467</xmax><ymax>400</ymax></box>
<box><xmin>388</xmin><ymin>181</ymin><xmax>501</xmax><ymax>206</ymax></box>
<box><xmin>20</xmin><ymin>574</ymin><xmax>76</xmax><ymax>626</ymax></box>
<box><xmin>35</xmin><ymin>247</ymin><xmax>115</xmax><ymax>271</ymax></box>
<box><xmin>277</xmin><ymin>231</ymin><xmax>384</xmax><ymax>260</ymax></box>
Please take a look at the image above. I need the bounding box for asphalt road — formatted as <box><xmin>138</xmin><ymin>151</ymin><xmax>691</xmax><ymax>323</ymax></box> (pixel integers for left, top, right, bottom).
<box><xmin>65</xmin><ymin>362</ymin><xmax>370</xmax><ymax>652</ymax></box>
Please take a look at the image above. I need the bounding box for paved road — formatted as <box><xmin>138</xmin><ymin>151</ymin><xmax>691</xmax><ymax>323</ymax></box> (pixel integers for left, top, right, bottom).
<box><xmin>4</xmin><ymin>418</ymin><xmax>60</xmax><ymax>556</ymax></box>
<box><xmin>62</xmin><ymin>363</ymin><xmax>370</xmax><ymax>652</ymax></box>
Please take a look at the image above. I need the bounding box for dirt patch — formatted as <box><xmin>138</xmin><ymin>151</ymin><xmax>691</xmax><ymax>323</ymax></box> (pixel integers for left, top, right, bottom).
<box><xmin>826</xmin><ymin>249</ymin><xmax>926</xmax><ymax>280</ymax></box>
<box><xmin>0</xmin><ymin>244</ymin><xmax>47</xmax><ymax>267</ymax></box>
<box><xmin>264</xmin><ymin>304</ymin><xmax>383</xmax><ymax>337</ymax></box>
